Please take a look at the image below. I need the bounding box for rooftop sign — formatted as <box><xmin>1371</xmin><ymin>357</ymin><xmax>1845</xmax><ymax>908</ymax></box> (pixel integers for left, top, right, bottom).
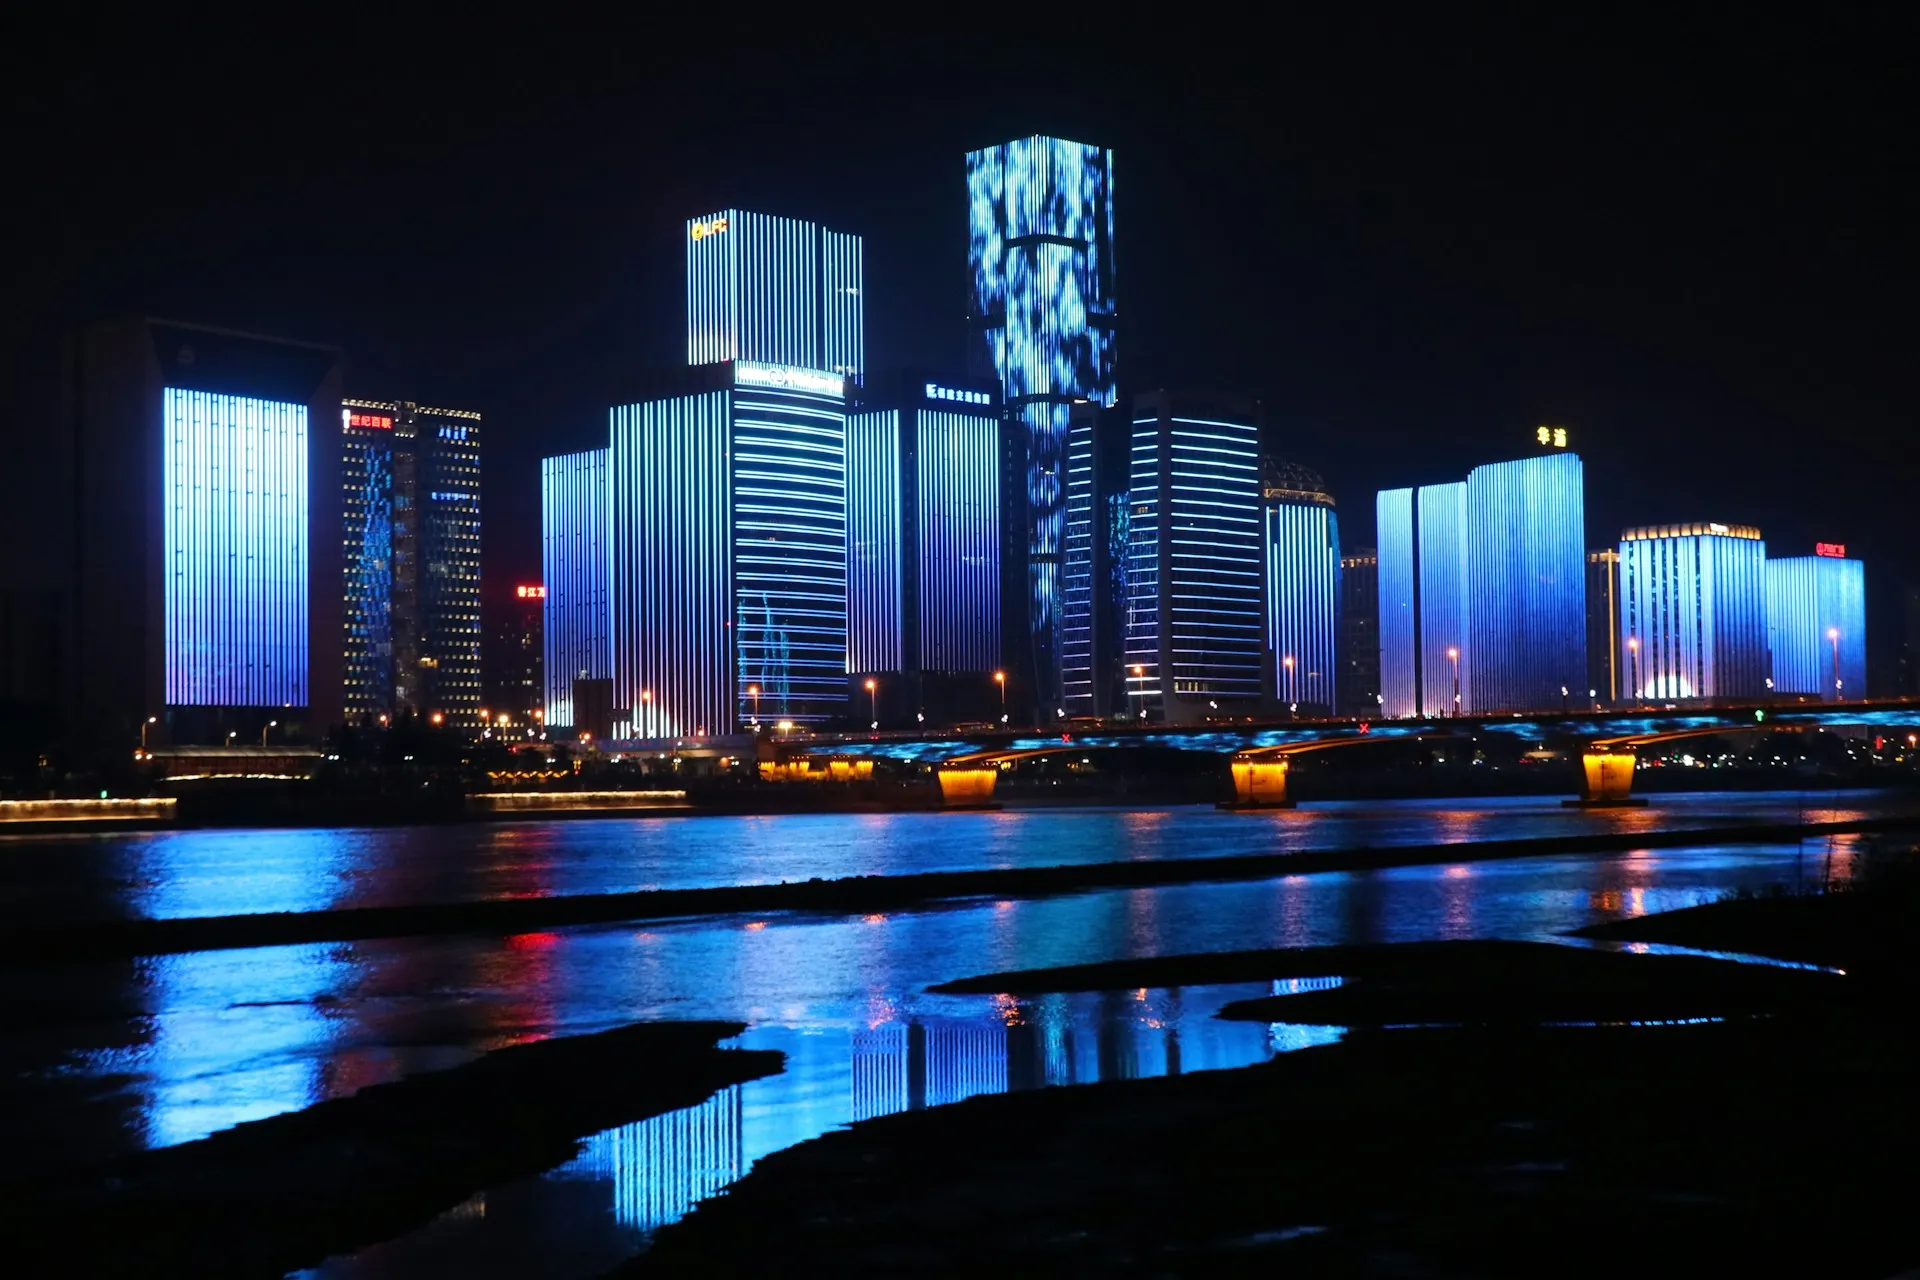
<box><xmin>735</xmin><ymin>361</ymin><xmax>844</xmax><ymax>398</ymax></box>
<box><xmin>1816</xmin><ymin>542</ymin><xmax>1846</xmax><ymax>558</ymax></box>
<box><xmin>690</xmin><ymin>215</ymin><xmax>729</xmax><ymax>241</ymax></box>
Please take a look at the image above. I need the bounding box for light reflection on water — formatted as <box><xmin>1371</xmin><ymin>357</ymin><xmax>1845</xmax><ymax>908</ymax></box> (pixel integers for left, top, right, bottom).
<box><xmin>0</xmin><ymin>789</ymin><xmax>1905</xmax><ymax>925</ymax></box>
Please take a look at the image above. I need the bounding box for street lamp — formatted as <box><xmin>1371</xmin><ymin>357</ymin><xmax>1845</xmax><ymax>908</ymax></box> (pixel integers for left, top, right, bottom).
<box><xmin>776</xmin><ymin>719</ymin><xmax>793</xmax><ymax>738</ymax></box>
<box><xmin>141</xmin><ymin>716</ymin><xmax>157</xmax><ymax>749</ymax></box>
<box><xmin>748</xmin><ymin>683</ymin><xmax>760</xmax><ymax>727</ymax></box>
<box><xmin>261</xmin><ymin>719</ymin><xmax>278</xmax><ymax>747</ymax></box>
<box><xmin>994</xmin><ymin>670</ymin><xmax>1006</xmax><ymax>724</ymax></box>
<box><xmin>641</xmin><ymin>688</ymin><xmax>652</xmax><ymax>737</ymax></box>
<box><xmin>1628</xmin><ymin>637</ymin><xmax>1640</xmax><ymax>704</ymax></box>
<box><xmin>1829</xmin><ymin>628</ymin><xmax>1841</xmax><ymax>701</ymax></box>
<box><xmin>1283</xmin><ymin>655</ymin><xmax>1295</xmax><ymax>714</ymax></box>
<box><xmin>865</xmin><ymin>678</ymin><xmax>878</xmax><ymax>730</ymax></box>
<box><xmin>1131</xmin><ymin>664</ymin><xmax>1145</xmax><ymax>720</ymax></box>
<box><xmin>430</xmin><ymin>711</ymin><xmax>445</xmax><ymax>727</ymax></box>
<box><xmin>1447</xmin><ymin>647</ymin><xmax>1459</xmax><ymax>717</ymax></box>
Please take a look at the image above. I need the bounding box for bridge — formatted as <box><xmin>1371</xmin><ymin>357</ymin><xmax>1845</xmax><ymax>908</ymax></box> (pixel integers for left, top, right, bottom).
<box><xmin>769</xmin><ymin>699</ymin><xmax>1920</xmax><ymax>809</ymax></box>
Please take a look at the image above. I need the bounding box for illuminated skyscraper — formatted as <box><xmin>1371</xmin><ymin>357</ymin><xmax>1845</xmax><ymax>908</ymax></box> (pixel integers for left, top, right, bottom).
<box><xmin>846</xmin><ymin>374</ymin><xmax>1004</xmax><ymax>716</ymax></box>
<box><xmin>1586</xmin><ymin>550</ymin><xmax>1621</xmax><ymax>703</ymax></box>
<box><xmin>1378</xmin><ymin>453</ymin><xmax>1585</xmax><ymax>716</ymax></box>
<box><xmin>686</xmin><ymin>210</ymin><xmax>863</xmax><ymax>377</ymax></box>
<box><xmin>67</xmin><ymin>318</ymin><xmax>343</xmax><ymax>743</ymax></box>
<box><xmin>967</xmin><ymin>136</ymin><xmax>1117</xmax><ymax>708</ymax></box>
<box><xmin>341</xmin><ymin>399</ymin><xmax>483</xmax><ymax>727</ymax></box>
<box><xmin>541</xmin><ymin>449</ymin><xmax>609</xmax><ymax>731</ymax></box>
<box><xmin>1263</xmin><ymin>461</ymin><xmax>1340</xmax><ymax>716</ymax></box>
<box><xmin>1060</xmin><ymin>399</ymin><xmax>1136</xmax><ymax>716</ymax></box>
<box><xmin>1339</xmin><ymin>549</ymin><xmax>1380</xmax><ymax>717</ymax></box>
<box><xmin>1767</xmin><ymin>550</ymin><xmax>1866</xmax><ymax>699</ymax></box>
<box><xmin>1617</xmin><ymin>522</ymin><xmax>1767</xmax><ymax>701</ymax></box>
<box><xmin>485</xmin><ymin>583</ymin><xmax>545</xmax><ymax>729</ymax></box>
<box><xmin>1123</xmin><ymin>393</ymin><xmax>1263</xmax><ymax>723</ymax></box>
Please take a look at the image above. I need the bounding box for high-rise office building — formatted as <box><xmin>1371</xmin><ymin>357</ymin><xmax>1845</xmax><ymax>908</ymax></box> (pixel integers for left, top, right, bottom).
<box><xmin>485</xmin><ymin>583</ymin><xmax>545</xmax><ymax>728</ymax></box>
<box><xmin>1061</xmin><ymin>398</ymin><xmax>1135</xmax><ymax>716</ymax></box>
<box><xmin>1767</xmin><ymin>550</ymin><xmax>1866</xmax><ymax>699</ymax></box>
<box><xmin>67</xmin><ymin>318</ymin><xmax>343</xmax><ymax>743</ymax></box>
<box><xmin>966</xmin><ymin>136</ymin><xmax>1118</xmax><ymax>710</ymax></box>
<box><xmin>1617</xmin><ymin>522</ymin><xmax>1767</xmax><ymax>701</ymax></box>
<box><xmin>1262</xmin><ymin>461</ymin><xmax>1340</xmax><ymax>716</ymax></box>
<box><xmin>1379</xmin><ymin>453</ymin><xmax>1585</xmax><ymax>716</ymax></box>
<box><xmin>1585</xmin><ymin>550</ymin><xmax>1621</xmax><ymax>704</ymax></box>
<box><xmin>686</xmin><ymin>210</ymin><xmax>863</xmax><ymax>377</ymax></box>
<box><xmin>846</xmin><ymin>373</ymin><xmax>1004</xmax><ymax>715</ymax></box>
<box><xmin>1339</xmin><ymin>549</ymin><xmax>1380</xmax><ymax>717</ymax></box>
<box><xmin>1122</xmin><ymin>393</ymin><xmax>1263</xmax><ymax>723</ymax></box>
<box><xmin>341</xmin><ymin>399</ymin><xmax>483</xmax><ymax>727</ymax></box>
<box><xmin>540</xmin><ymin>449</ymin><xmax>609</xmax><ymax>731</ymax></box>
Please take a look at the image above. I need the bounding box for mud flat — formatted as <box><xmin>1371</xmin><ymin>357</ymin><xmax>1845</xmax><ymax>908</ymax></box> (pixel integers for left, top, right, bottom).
<box><xmin>11</xmin><ymin>1020</ymin><xmax>779</xmax><ymax>1278</ymax></box>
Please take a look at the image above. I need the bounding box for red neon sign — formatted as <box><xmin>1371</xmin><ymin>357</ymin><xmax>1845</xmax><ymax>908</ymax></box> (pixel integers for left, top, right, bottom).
<box><xmin>516</xmin><ymin>585</ymin><xmax>546</xmax><ymax>599</ymax></box>
<box><xmin>1815</xmin><ymin>542</ymin><xmax>1846</xmax><ymax>558</ymax></box>
<box><xmin>347</xmin><ymin>413</ymin><xmax>393</xmax><ymax>430</ymax></box>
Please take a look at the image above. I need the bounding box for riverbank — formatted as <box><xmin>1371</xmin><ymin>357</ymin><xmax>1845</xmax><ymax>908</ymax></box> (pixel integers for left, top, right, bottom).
<box><xmin>3</xmin><ymin>814</ymin><xmax>1913</xmax><ymax>964</ymax></box>
<box><xmin>10</xmin><ymin>1021</ymin><xmax>777</xmax><ymax>1278</ymax></box>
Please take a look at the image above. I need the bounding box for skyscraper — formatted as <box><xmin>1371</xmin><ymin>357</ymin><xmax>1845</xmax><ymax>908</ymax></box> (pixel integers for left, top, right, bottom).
<box><xmin>846</xmin><ymin>373</ymin><xmax>1004</xmax><ymax>715</ymax></box>
<box><xmin>1061</xmin><ymin>398</ymin><xmax>1135</xmax><ymax>716</ymax></box>
<box><xmin>1122</xmin><ymin>392</ymin><xmax>1263</xmax><ymax>723</ymax></box>
<box><xmin>1585</xmin><ymin>550</ymin><xmax>1621</xmax><ymax>704</ymax></box>
<box><xmin>1378</xmin><ymin>453</ymin><xmax>1585</xmax><ymax>716</ymax></box>
<box><xmin>341</xmin><ymin>399</ymin><xmax>483</xmax><ymax>727</ymax></box>
<box><xmin>1617</xmin><ymin>522</ymin><xmax>1767</xmax><ymax>701</ymax></box>
<box><xmin>485</xmin><ymin>583</ymin><xmax>545</xmax><ymax>729</ymax></box>
<box><xmin>67</xmin><ymin>318</ymin><xmax>343</xmax><ymax>744</ymax></box>
<box><xmin>1339</xmin><ymin>549</ymin><xmax>1380</xmax><ymax>717</ymax></box>
<box><xmin>1263</xmin><ymin>461</ymin><xmax>1340</xmax><ymax>716</ymax></box>
<box><xmin>1767</xmin><ymin>550</ymin><xmax>1866</xmax><ymax>699</ymax></box>
<box><xmin>540</xmin><ymin>448</ymin><xmax>609</xmax><ymax>731</ymax></box>
<box><xmin>967</xmin><ymin>136</ymin><xmax>1117</xmax><ymax>709</ymax></box>
<box><xmin>686</xmin><ymin>210</ymin><xmax>863</xmax><ymax>377</ymax></box>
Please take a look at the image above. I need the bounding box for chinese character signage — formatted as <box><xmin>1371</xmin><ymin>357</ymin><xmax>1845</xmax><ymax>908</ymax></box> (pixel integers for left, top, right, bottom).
<box><xmin>1815</xmin><ymin>542</ymin><xmax>1846</xmax><ymax>558</ymax></box>
<box><xmin>1535</xmin><ymin>425</ymin><xmax>1569</xmax><ymax>448</ymax></box>
<box><xmin>516</xmin><ymin>584</ymin><xmax>547</xmax><ymax>599</ymax></box>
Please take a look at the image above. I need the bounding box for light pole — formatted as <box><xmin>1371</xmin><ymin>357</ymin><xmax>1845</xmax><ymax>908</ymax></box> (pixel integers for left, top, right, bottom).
<box><xmin>1283</xmin><ymin>655</ymin><xmax>1295</xmax><ymax>717</ymax></box>
<box><xmin>1132</xmin><ymin>664</ymin><xmax>1145</xmax><ymax>720</ymax></box>
<box><xmin>141</xmin><ymin>716</ymin><xmax>157</xmax><ymax>749</ymax></box>
<box><xmin>1628</xmin><ymin>637</ymin><xmax>1640</xmax><ymax>704</ymax></box>
<box><xmin>994</xmin><ymin>670</ymin><xmax>1006</xmax><ymax>724</ymax></box>
<box><xmin>865</xmin><ymin>677</ymin><xmax>878</xmax><ymax>730</ymax></box>
<box><xmin>641</xmin><ymin>688</ymin><xmax>652</xmax><ymax>737</ymax></box>
<box><xmin>1447</xmin><ymin>647</ymin><xmax>1459</xmax><ymax>717</ymax></box>
<box><xmin>1829</xmin><ymin>628</ymin><xmax>1841</xmax><ymax>701</ymax></box>
<box><xmin>261</xmin><ymin>719</ymin><xmax>278</xmax><ymax>747</ymax></box>
<box><xmin>748</xmin><ymin>683</ymin><xmax>760</xmax><ymax>728</ymax></box>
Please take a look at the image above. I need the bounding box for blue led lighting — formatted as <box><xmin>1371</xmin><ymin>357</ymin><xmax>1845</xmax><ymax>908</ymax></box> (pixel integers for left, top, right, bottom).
<box><xmin>163</xmin><ymin>388</ymin><xmax>309</xmax><ymax>708</ymax></box>
<box><xmin>917</xmin><ymin>409</ymin><xmax>1001</xmax><ymax>672</ymax></box>
<box><xmin>1619</xmin><ymin>527</ymin><xmax>1768</xmax><ymax>700</ymax></box>
<box><xmin>342</xmin><ymin>420</ymin><xmax>394</xmax><ymax>718</ymax></box>
<box><xmin>687</xmin><ymin>211</ymin><xmax>864</xmax><ymax>377</ymax></box>
<box><xmin>1766</xmin><ymin>555</ymin><xmax>1866</xmax><ymax>698</ymax></box>
<box><xmin>848</xmin><ymin>409</ymin><xmax>904</xmax><ymax>674</ymax></box>
<box><xmin>542</xmin><ymin>448</ymin><xmax>611</xmax><ymax>728</ymax></box>
<box><xmin>1266</xmin><ymin>500</ymin><xmax>1341</xmax><ymax>712</ymax></box>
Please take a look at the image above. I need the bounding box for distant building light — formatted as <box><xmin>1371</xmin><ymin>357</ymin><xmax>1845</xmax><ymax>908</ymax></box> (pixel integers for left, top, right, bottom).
<box><xmin>922</xmin><ymin>382</ymin><xmax>991</xmax><ymax>406</ymax></box>
<box><xmin>1815</xmin><ymin>542</ymin><xmax>1846</xmax><ymax>558</ymax></box>
<box><xmin>736</xmin><ymin>361</ymin><xmax>844</xmax><ymax>397</ymax></box>
<box><xmin>516</xmin><ymin>584</ymin><xmax>547</xmax><ymax>599</ymax></box>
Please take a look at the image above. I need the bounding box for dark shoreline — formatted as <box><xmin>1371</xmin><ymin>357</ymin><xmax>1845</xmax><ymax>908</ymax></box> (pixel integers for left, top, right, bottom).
<box><xmin>3</xmin><ymin>814</ymin><xmax>1911</xmax><ymax>965</ymax></box>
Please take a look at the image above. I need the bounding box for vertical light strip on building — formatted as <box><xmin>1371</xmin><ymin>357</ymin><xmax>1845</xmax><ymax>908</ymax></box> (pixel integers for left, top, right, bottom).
<box><xmin>1376</xmin><ymin>489</ymin><xmax>1417</xmax><ymax>718</ymax></box>
<box><xmin>1123</xmin><ymin>414</ymin><xmax>1163</xmax><ymax>714</ymax></box>
<box><xmin>1060</xmin><ymin>409</ymin><xmax>1098</xmax><ymax>706</ymax></box>
<box><xmin>1417</xmin><ymin>482</ymin><xmax>1469</xmax><ymax>717</ymax></box>
<box><xmin>611</xmin><ymin>394</ymin><xmax>733</xmax><ymax>737</ymax></box>
<box><xmin>821</xmin><ymin>229</ymin><xmax>863</xmax><ymax>378</ymax></box>
<box><xmin>846</xmin><ymin>409</ymin><xmax>903</xmax><ymax>674</ymax></box>
<box><xmin>1165</xmin><ymin>416</ymin><xmax>1263</xmax><ymax>703</ymax></box>
<box><xmin>1618</xmin><ymin>523</ymin><xmax>1766</xmax><ymax>700</ymax></box>
<box><xmin>732</xmin><ymin>376</ymin><xmax>848</xmax><ymax>725</ymax></box>
<box><xmin>917</xmin><ymin>409</ymin><xmax>1001</xmax><ymax>673</ymax></box>
<box><xmin>1265</xmin><ymin>501</ymin><xmax>1340</xmax><ymax>713</ymax></box>
<box><xmin>1766</xmin><ymin>555</ymin><xmax>1866</xmax><ymax>698</ymax></box>
<box><xmin>687</xmin><ymin>209</ymin><xmax>737</xmax><ymax>367</ymax></box>
<box><xmin>1464</xmin><ymin>455</ymin><xmax>1584</xmax><ymax>713</ymax></box>
<box><xmin>163</xmin><ymin>388</ymin><xmax>308</xmax><ymax>708</ymax></box>
<box><xmin>540</xmin><ymin>448</ymin><xmax>609</xmax><ymax>728</ymax></box>
<box><xmin>341</xmin><ymin>406</ymin><xmax>395</xmax><ymax>719</ymax></box>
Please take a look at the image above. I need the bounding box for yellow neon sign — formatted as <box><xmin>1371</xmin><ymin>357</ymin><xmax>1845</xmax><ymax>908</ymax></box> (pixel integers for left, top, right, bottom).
<box><xmin>690</xmin><ymin>216</ymin><xmax>729</xmax><ymax>241</ymax></box>
<box><xmin>1536</xmin><ymin>425</ymin><xmax>1569</xmax><ymax>448</ymax></box>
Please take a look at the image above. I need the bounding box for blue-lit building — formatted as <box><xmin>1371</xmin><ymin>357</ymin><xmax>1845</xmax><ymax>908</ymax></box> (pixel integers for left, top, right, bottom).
<box><xmin>686</xmin><ymin>210</ymin><xmax>863</xmax><ymax>378</ymax></box>
<box><xmin>1263</xmin><ymin>461</ymin><xmax>1340</xmax><ymax>716</ymax></box>
<box><xmin>1122</xmin><ymin>393</ymin><xmax>1264</xmax><ymax>724</ymax></box>
<box><xmin>1339</xmin><ymin>549</ymin><xmax>1380</xmax><ymax>717</ymax></box>
<box><xmin>1378</xmin><ymin>452</ymin><xmax>1585</xmax><ymax>716</ymax></box>
<box><xmin>1767</xmin><ymin>551</ymin><xmax>1867</xmax><ymax>699</ymax></box>
<box><xmin>1617</xmin><ymin>522</ymin><xmax>1767</xmax><ymax>701</ymax></box>
<box><xmin>540</xmin><ymin>448</ymin><xmax>609</xmax><ymax>730</ymax></box>
<box><xmin>341</xmin><ymin>399</ymin><xmax>483</xmax><ymax>727</ymax></box>
<box><xmin>966</xmin><ymin>136</ymin><xmax>1118</xmax><ymax>710</ymax></box>
<box><xmin>544</xmin><ymin>360</ymin><xmax>848</xmax><ymax>738</ymax></box>
<box><xmin>68</xmin><ymin>318</ymin><xmax>343</xmax><ymax>744</ymax></box>
<box><xmin>846</xmin><ymin>373</ymin><xmax>1004</xmax><ymax>720</ymax></box>
<box><xmin>1060</xmin><ymin>398</ymin><xmax>1136</xmax><ymax>716</ymax></box>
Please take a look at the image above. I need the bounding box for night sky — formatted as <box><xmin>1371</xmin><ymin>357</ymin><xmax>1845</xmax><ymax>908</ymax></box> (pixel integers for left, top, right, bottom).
<box><xmin>6</xmin><ymin>13</ymin><xmax>1912</xmax><ymax>626</ymax></box>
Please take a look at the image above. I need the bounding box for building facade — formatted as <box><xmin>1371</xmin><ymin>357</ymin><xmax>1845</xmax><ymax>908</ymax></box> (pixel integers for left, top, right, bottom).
<box><xmin>1262</xmin><ymin>461</ymin><xmax>1340</xmax><ymax>716</ymax></box>
<box><xmin>1617</xmin><ymin>522</ymin><xmax>1767</xmax><ymax>701</ymax></box>
<box><xmin>966</xmin><ymin>136</ymin><xmax>1118</xmax><ymax>711</ymax></box>
<box><xmin>686</xmin><ymin>210</ymin><xmax>863</xmax><ymax>378</ymax></box>
<box><xmin>1767</xmin><ymin>551</ymin><xmax>1867</xmax><ymax>699</ymax></box>
<box><xmin>341</xmin><ymin>399</ymin><xmax>483</xmax><ymax>727</ymax></box>
<box><xmin>1378</xmin><ymin>453</ymin><xmax>1585</xmax><ymax>717</ymax></box>
<box><xmin>1122</xmin><ymin>393</ymin><xmax>1263</xmax><ymax>723</ymax></box>
<box><xmin>540</xmin><ymin>449</ymin><xmax>609</xmax><ymax>731</ymax></box>
<box><xmin>1338</xmin><ymin>549</ymin><xmax>1380</xmax><ymax>717</ymax></box>
<box><xmin>68</xmin><ymin>318</ymin><xmax>343</xmax><ymax>744</ymax></box>
<box><xmin>1060</xmin><ymin>399</ymin><xmax>1135</xmax><ymax>716</ymax></box>
<box><xmin>846</xmin><ymin>373</ymin><xmax>1004</xmax><ymax>717</ymax></box>
<box><xmin>485</xmin><ymin>583</ymin><xmax>545</xmax><ymax>730</ymax></box>
<box><xmin>1585</xmin><ymin>550</ymin><xmax>1621</xmax><ymax>704</ymax></box>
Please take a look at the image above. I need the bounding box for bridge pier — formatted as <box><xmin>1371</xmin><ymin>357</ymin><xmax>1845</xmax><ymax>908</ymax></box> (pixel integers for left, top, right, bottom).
<box><xmin>1223</xmin><ymin>757</ymin><xmax>1295</xmax><ymax>809</ymax></box>
<box><xmin>936</xmin><ymin>765</ymin><xmax>1001</xmax><ymax>808</ymax></box>
<box><xmin>1564</xmin><ymin>748</ymin><xmax>1648</xmax><ymax>808</ymax></box>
